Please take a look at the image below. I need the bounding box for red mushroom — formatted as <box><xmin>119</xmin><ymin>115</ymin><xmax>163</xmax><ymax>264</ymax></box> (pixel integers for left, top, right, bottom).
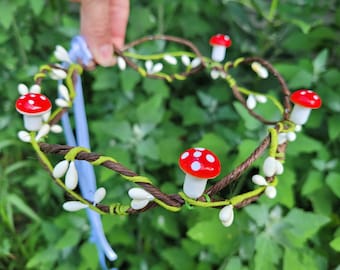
<box><xmin>289</xmin><ymin>89</ymin><xmax>321</xmax><ymax>125</ymax></box>
<box><xmin>16</xmin><ymin>93</ymin><xmax>52</xmax><ymax>131</ymax></box>
<box><xmin>179</xmin><ymin>147</ymin><xmax>221</xmax><ymax>199</ymax></box>
<box><xmin>209</xmin><ymin>34</ymin><xmax>232</xmax><ymax>62</ymax></box>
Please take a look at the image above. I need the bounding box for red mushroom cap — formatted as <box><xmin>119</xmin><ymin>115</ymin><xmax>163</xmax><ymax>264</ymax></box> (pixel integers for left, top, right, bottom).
<box><xmin>290</xmin><ymin>89</ymin><xmax>321</xmax><ymax>109</ymax></box>
<box><xmin>209</xmin><ymin>34</ymin><xmax>232</xmax><ymax>47</ymax></box>
<box><xmin>179</xmin><ymin>147</ymin><xmax>221</xmax><ymax>179</ymax></box>
<box><xmin>16</xmin><ymin>93</ymin><xmax>52</xmax><ymax>115</ymax></box>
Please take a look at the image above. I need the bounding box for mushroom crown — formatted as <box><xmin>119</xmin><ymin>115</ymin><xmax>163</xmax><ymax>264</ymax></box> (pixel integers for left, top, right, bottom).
<box><xmin>16</xmin><ymin>93</ymin><xmax>52</xmax><ymax>115</ymax></box>
<box><xmin>290</xmin><ymin>89</ymin><xmax>321</xmax><ymax>109</ymax></box>
<box><xmin>179</xmin><ymin>147</ymin><xmax>221</xmax><ymax>179</ymax></box>
<box><xmin>209</xmin><ymin>34</ymin><xmax>232</xmax><ymax>47</ymax></box>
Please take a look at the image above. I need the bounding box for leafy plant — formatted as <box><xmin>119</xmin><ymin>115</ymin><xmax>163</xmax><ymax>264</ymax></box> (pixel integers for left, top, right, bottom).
<box><xmin>1</xmin><ymin>0</ymin><xmax>339</xmax><ymax>269</ymax></box>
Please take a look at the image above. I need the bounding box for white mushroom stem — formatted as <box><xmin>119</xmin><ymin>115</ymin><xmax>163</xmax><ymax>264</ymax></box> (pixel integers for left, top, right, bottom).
<box><xmin>289</xmin><ymin>104</ymin><xmax>312</xmax><ymax>125</ymax></box>
<box><xmin>183</xmin><ymin>174</ymin><xmax>208</xmax><ymax>199</ymax></box>
<box><xmin>22</xmin><ymin>114</ymin><xmax>45</xmax><ymax>131</ymax></box>
<box><xmin>211</xmin><ymin>45</ymin><xmax>227</xmax><ymax>62</ymax></box>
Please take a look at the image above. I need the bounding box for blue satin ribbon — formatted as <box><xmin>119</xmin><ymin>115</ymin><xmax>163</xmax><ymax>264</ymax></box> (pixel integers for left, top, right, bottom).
<box><xmin>61</xmin><ymin>36</ymin><xmax>117</xmax><ymax>270</ymax></box>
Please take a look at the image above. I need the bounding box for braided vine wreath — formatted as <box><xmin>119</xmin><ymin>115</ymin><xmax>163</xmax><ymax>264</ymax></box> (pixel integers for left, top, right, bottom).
<box><xmin>15</xmin><ymin>35</ymin><xmax>322</xmax><ymax>227</ymax></box>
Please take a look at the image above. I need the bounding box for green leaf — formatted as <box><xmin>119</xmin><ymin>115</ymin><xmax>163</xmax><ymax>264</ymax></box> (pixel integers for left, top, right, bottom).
<box><xmin>255</xmin><ymin>233</ymin><xmax>282</xmax><ymax>270</ymax></box>
<box><xmin>30</xmin><ymin>0</ymin><xmax>45</xmax><ymax>15</ymax></box>
<box><xmin>0</xmin><ymin>1</ymin><xmax>16</xmax><ymax>29</ymax></box>
<box><xmin>26</xmin><ymin>247</ymin><xmax>58</xmax><ymax>269</ymax></box>
<box><xmin>275</xmin><ymin>168</ymin><xmax>296</xmax><ymax>208</ymax></box>
<box><xmin>187</xmin><ymin>213</ymin><xmax>240</xmax><ymax>256</ymax></box>
<box><xmin>283</xmin><ymin>248</ymin><xmax>323</xmax><ymax>270</ymax></box>
<box><xmin>55</xmin><ymin>228</ymin><xmax>82</xmax><ymax>249</ymax></box>
<box><xmin>288</xmin><ymin>133</ymin><xmax>323</xmax><ymax>156</ymax></box>
<box><xmin>120</xmin><ymin>69</ymin><xmax>141</xmax><ymax>92</ymax></box>
<box><xmin>111</xmin><ymin>120</ymin><xmax>133</xmax><ymax>142</ymax></box>
<box><xmin>325</xmin><ymin>172</ymin><xmax>340</xmax><ymax>198</ymax></box>
<box><xmin>244</xmin><ymin>204</ymin><xmax>269</xmax><ymax>227</ymax></box>
<box><xmin>328</xmin><ymin>115</ymin><xmax>340</xmax><ymax>140</ymax></box>
<box><xmin>137</xmin><ymin>95</ymin><xmax>164</xmax><ymax>124</ymax></box>
<box><xmin>233</xmin><ymin>102</ymin><xmax>262</xmax><ymax>130</ymax></box>
<box><xmin>142</xmin><ymin>78</ymin><xmax>170</xmax><ymax>99</ymax></box>
<box><xmin>158</xmin><ymin>137</ymin><xmax>182</xmax><ymax>165</ymax></box>
<box><xmin>193</xmin><ymin>133</ymin><xmax>230</xmax><ymax>160</ymax></box>
<box><xmin>288</xmin><ymin>70</ymin><xmax>313</xmax><ymax>89</ymax></box>
<box><xmin>313</xmin><ymin>49</ymin><xmax>328</xmax><ymax>75</ymax></box>
<box><xmin>79</xmin><ymin>242</ymin><xmax>100</xmax><ymax>270</ymax></box>
<box><xmin>136</xmin><ymin>137</ymin><xmax>159</xmax><ymax>160</ymax></box>
<box><xmin>8</xmin><ymin>194</ymin><xmax>41</xmax><ymax>222</ymax></box>
<box><xmin>153</xmin><ymin>212</ymin><xmax>180</xmax><ymax>237</ymax></box>
<box><xmin>330</xmin><ymin>236</ymin><xmax>340</xmax><ymax>252</ymax></box>
<box><xmin>282</xmin><ymin>208</ymin><xmax>330</xmax><ymax>247</ymax></box>
<box><xmin>301</xmin><ymin>170</ymin><xmax>323</xmax><ymax>196</ymax></box>
<box><xmin>161</xmin><ymin>247</ymin><xmax>194</xmax><ymax>270</ymax></box>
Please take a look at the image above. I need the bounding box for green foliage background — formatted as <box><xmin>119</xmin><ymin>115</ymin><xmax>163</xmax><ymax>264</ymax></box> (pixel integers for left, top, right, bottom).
<box><xmin>1</xmin><ymin>0</ymin><xmax>339</xmax><ymax>269</ymax></box>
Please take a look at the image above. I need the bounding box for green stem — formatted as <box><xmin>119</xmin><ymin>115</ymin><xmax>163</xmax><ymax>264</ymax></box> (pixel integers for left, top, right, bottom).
<box><xmin>29</xmin><ymin>133</ymin><xmax>107</xmax><ymax>215</ymax></box>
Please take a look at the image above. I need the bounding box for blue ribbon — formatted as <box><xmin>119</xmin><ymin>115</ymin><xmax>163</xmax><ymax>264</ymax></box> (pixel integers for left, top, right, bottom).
<box><xmin>61</xmin><ymin>36</ymin><xmax>117</xmax><ymax>270</ymax></box>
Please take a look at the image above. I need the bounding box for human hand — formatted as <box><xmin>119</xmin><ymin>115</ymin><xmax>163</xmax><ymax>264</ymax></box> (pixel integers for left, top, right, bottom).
<box><xmin>75</xmin><ymin>0</ymin><xmax>130</xmax><ymax>66</ymax></box>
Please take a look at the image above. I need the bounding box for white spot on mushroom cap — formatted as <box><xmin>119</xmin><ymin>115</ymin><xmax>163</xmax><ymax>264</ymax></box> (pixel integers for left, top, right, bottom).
<box><xmin>313</xmin><ymin>95</ymin><xmax>319</xmax><ymax>100</ymax></box>
<box><xmin>28</xmin><ymin>100</ymin><xmax>34</xmax><ymax>105</ymax></box>
<box><xmin>206</xmin><ymin>154</ymin><xmax>215</xmax><ymax>163</ymax></box>
<box><xmin>191</xmin><ymin>161</ymin><xmax>201</xmax><ymax>171</ymax></box>
<box><xmin>194</xmin><ymin>147</ymin><xmax>205</xmax><ymax>151</ymax></box>
<box><xmin>193</xmin><ymin>151</ymin><xmax>202</xmax><ymax>157</ymax></box>
<box><xmin>181</xmin><ymin>152</ymin><xmax>189</xmax><ymax>159</ymax></box>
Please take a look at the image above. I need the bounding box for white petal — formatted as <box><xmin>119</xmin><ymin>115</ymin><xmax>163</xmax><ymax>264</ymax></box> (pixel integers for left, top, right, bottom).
<box><xmin>29</xmin><ymin>84</ymin><xmax>41</xmax><ymax>94</ymax></box>
<box><xmin>128</xmin><ymin>187</ymin><xmax>154</xmax><ymax>200</ymax></box>
<box><xmin>191</xmin><ymin>57</ymin><xmax>201</xmax><ymax>68</ymax></box>
<box><xmin>52</xmin><ymin>160</ymin><xmax>69</xmax><ymax>178</ymax></box>
<box><xmin>145</xmin><ymin>60</ymin><xmax>153</xmax><ymax>73</ymax></box>
<box><xmin>65</xmin><ymin>161</ymin><xmax>78</xmax><ymax>190</ymax></box>
<box><xmin>55</xmin><ymin>98</ymin><xmax>70</xmax><ymax>108</ymax></box>
<box><xmin>18</xmin><ymin>83</ymin><xmax>29</xmax><ymax>95</ymax></box>
<box><xmin>286</xmin><ymin>131</ymin><xmax>297</xmax><ymax>142</ymax></box>
<box><xmin>255</xmin><ymin>95</ymin><xmax>267</xmax><ymax>103</ymax></box>
<box><xmin>219</xmin><ymin>205</ymin><xmax>234</xmax><ymax>227</ymax></box>
<box><xmin>50</xmin><ymin>69</ymin><xmax>67</xmax><ymax>80</ymax></box>
<box><xmin>42</xmin><ymin>111</ymin><xmax>51</xmax><ymax>122</ymax></box>
<box><xmin>295</xmin><ymin>125</ymin><xmax>302</xmax><ymax>132</ymax></box>
<box><xmin>94</xmin><ymin>187</ymin><xmax>107</xmax><ymax>204</ymax></box>
<box><xmin>278</xmin><ymin>133</ymin><xmax>287</xmax><ymax>145</ymax></box>
<box><xmin>210</xmin><ymin>69</ymin><xmax>220</xmax><ymax>80</ymax></box>
<box><xmin>62</xmin><ymin>201</ymin><xmax>88</xmax><ymax>212</ymax></box>
<box><xmin>35</xmin><ymin>124</ymin><xmax>50</xmax><ymax>141</ymax></box>
<box><xmin>163</xmin><ymin>55</ymin><xmax>177</xmax><ymax>65</ymax></box>
<box><xmin>251</xmin><ymin>174</ymin><xmax>267</xmax><ymax>186</ymax></box>
<box><xmin>50</xmin><ymin>124</ymin><xmax>63</xmax><ymax>133</ymax></box>
<box><xmin>275</xmin><ymin>160</ymin><xmax>284</xmax><ymax>175</ymax></box>
<box><xmin>263</xmin><ymin>156</ymin><xmax>277</xmax><ymax>177</ymax></box>
<box><xmin>131</xmin><ymin>199</ymin><xmax>149</xmax><ymax>210</ymax></box>
<box><xmin>246</xmin><ymin>95</ymin><xmax>257</xmax><ymax>110</ymax></box>
<box><xmin>181</xmin><ymin>55</ymin><xmax>191</xmax><ymax>66</ymax></box>
<box><xmin>151</xmin><ymin>63</ymin><xmax>163</xmax><ymax>74</ymax></box>
<box><xmin>117</xmin><ymin>56</ymin><xmax>126</xmax><ymax>70</ymax></box>
<box><xmin>54</xmin><ymin>45</ymin><xmax>72</xmax><ymax>63</ymax></box>
<box><xmin>265</xmin><ymin>186</ymin><xmax>277</xmax><ymax>199</ymax></box>
<box><xmin>17</xmin><ymin>130</ymin><xmax>31</xmax><ymax>142</ymax></box>
<box><xmin>258</xmin><ymin>67</ymin><xmax>269</xmax><ymax>79</ymax></box>
<box><xmin>58</xmin><ymin>84</ymin><xmax>70</xmax><ymax>101</ymax></box>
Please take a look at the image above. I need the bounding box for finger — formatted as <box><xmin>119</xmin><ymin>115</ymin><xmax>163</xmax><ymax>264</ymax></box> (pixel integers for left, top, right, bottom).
<box><xmin>80</xmin><ymin>0</ymin><xmax>116</xmax><ymax>66</ymax></box>
<box><xmin>109</xmin><ymin>0</ymin><xmax>130</xmax><ymax>48</ymax></box>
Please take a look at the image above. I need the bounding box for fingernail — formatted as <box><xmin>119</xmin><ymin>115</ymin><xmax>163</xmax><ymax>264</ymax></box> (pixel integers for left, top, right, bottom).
<box><xmin>96</xmin><ymin>44</ymin><xmax>114</xmax><ymax>66</ymax></box>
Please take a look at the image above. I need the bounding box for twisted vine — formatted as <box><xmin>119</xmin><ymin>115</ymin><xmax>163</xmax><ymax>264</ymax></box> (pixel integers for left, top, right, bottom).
<box><xmin>16</xmin><ymin>35</ymin><xmax>312</xmax><ymax>226</ymax></box>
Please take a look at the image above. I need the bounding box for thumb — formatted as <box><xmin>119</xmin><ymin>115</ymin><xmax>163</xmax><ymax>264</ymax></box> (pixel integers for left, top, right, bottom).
<box><xmin>80</xmin><ymin>0</ymin><xmax>116</xmax><ymax>66</ymax></box>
